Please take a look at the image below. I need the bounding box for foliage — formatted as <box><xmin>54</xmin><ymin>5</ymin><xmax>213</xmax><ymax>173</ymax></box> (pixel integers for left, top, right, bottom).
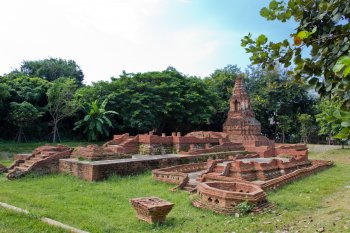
<box><xmin>20</xmin><ymin>58</ymin><xmax>84</xmax><ymax>85</ymax></box>
<box><xmin>236</xmin><ymin>201</ymin><xmax>253</xmax><ymax>215</ymax></box>
<box><xmin>204</xmin><ymin>65</ymin><xmax>241</xmax><ymax>130</ymax></box>
<box><xmin>242</xmin><ymin>0</ymin><xmax>350</xmax><ymax>107</ymax></box>
<box><xmin>297</xmin><ymin>113</ymin><xmax>313</xmax><ymax>143</ymax></box>
<box><xmin>276</xmin><ymin>115</ymin><xmax>292</xmax><ymax>143</ymax></box>
<box><xmin>316</xmin><ymin>100</ymin><xmax>343</xmax><ymax>143</ymax></box>
<box><xmin>0</xmin><ymin>83</ymin><xmax>10</xmax><ymax>104</ymax></box>
<box><xmin>9</xmin><ymin>101</ymin><xmax>42</xmax><ymax>142</ymax></box>
<box><xmin>1</xmin><ymin>74</ymin><xmax>51</xmax><ymax>106</ymax></box>
<box><xmin>47</xmin><ymin>78</ymin><xmax>79</xmax><ymax>142</ymax></box>
<box><xmin>0</xmin><ymin>59</ymin><xmax>319</xmax><ymax>142</ymax></box>
<box><xmin>331</xmin><ymin>109</ymin><xmax>350</xmax><ymax>140</ymax></box>
<box><xmin>107</xmin><ymin>68</ymin><xmax>217</xmax><ymax>134</ymax></box>
<box><xmin>246</xmin><ymin>66</ymin><xmax>316</xmax><ymax>139</ymax></box>
<box><xmin>74</xmin><ymin>99</ymin><xmax>118</xmax><ymax>141</ymax></box>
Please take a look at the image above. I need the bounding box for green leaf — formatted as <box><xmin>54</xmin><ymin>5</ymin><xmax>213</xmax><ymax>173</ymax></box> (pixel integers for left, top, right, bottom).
<box><xmin>269</xmin><ymin>0</ymin><xmax>278</xmax><ymax>9</ymax></box>
<box><xmin>260</xmin><ymin>7</ymin><xmax>270</xmax><ymax>18</ymax></box>
<box><xmin>308</xmin><ymin>77</ymin><xmax>318</xmax><ymax>86</ymax></box>
<box><xmin>334</xmin><ymin>127</ymin><xmax>350</xmax><ymax>140</ymax></box>
<box><xmin>341</xmin><ymin>121</ymin><xmax>350</xmax><ymax>127</ymax></box>
<box><xmin>102</xmin><ymin>116</ymin><xmax>113</xmax><ymax>127</ymax></box>
<box><xmin>297</xmin><ymin>31</ymin><xmax>310</xmax><ymax>40</ymax></box>
<box><xmin>256</xmin><ymin>34</ymin><xmax>268</xmax><ymax>46</ymax></box>
<box><xmin>96</xmin><ymin>121</ymin><xmax>103</xmax><ymax>134</ymax></box>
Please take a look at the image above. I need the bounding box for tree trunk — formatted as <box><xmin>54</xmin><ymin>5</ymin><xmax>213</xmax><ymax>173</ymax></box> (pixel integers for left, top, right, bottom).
<box><xmin>53</xmin><ymin>121</ymin><xmax>59</xmax><ymax>143</ymax></box>
<box><xmin>17</xmin><ymin>127</ymin><xmax>23</xmax><ymax>143</ymax></box>
<box><xmin>282</xmin><ymin>131</ymin><xmax>285</xmax><ymax>144</ymax></box>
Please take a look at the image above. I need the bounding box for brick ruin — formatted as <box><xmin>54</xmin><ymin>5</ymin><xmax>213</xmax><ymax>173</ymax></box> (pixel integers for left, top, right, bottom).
<box><xmin>4</xmin><ymin>75</ymin><xmax>333</xmax><ymax>215</ymax></box>
<box><xmin>192</xmin><ymin>181</ymin><xmax>271</xmax><ymax>214</ymax></box>
<box><xmin>6</xmin><ymin>145</ymin><xmax>72</xmax><ymax>180</ymax></box>
<box><xmin>150</xmin><ymin>75</ymin><xmax>333</xmax><ymax>214</ymax></box>
<box><xmin>129</xmin><ymin>197</ymin><xmax>174</xmax><ymax>224</ymax></box>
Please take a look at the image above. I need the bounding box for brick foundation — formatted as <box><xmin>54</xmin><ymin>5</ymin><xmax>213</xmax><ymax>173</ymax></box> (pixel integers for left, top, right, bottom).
<box><xmin>59</xmin><ymin>151</ymin><xmax>247</xmax><ymax>181</ymax></box>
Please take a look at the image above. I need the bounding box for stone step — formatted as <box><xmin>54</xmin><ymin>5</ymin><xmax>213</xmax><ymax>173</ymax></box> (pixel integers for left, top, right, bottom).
<box><xmin>17</xmin><ymin>166</ymin><xmax>29</xmax><ymax>171</ymax></box>
<box><xmin>29</xmin><ymin>157</ymin><xmax>43</xmax><ymax>162</ymax></box>
<box><xmin>21</xmin><ymin>163</ymin><xmax>32</xmax><ymax>168</ymax></box>
<box><xmin>25</xmin><ymin>160</ymin><xmax>36</xmax><ymax>165</ymax></box>
<box><xmin>36</xmin><ymin>154</ymin><xmax>50</xmax><ymax>159</ymax></box>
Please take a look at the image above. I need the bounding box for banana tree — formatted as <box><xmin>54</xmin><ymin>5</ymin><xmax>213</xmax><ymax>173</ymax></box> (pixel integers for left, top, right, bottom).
<box><xmin>74</xmin><ymin>99</ymin><xmax>117</xmax><ymax>141</ymax></box>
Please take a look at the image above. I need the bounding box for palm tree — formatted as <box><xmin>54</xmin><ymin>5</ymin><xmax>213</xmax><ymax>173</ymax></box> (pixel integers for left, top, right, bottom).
<box><xmin>74</xmin><ymin>99</ymin><xmax>117</xmax><ymax>141</ymax></box>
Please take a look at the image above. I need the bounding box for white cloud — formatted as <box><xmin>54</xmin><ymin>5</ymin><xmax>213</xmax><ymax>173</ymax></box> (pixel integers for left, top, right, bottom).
<box><xmin>0</xmin><ymin>0</ymin><xmax>249</xmax><ymax>83</ymax></box>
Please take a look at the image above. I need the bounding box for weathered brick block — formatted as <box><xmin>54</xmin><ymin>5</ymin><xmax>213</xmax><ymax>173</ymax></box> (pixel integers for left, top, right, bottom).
<box><xmin>130</xmin><ymin>197</ymin><xmax>174</xmax><ymax>224</ymax></box>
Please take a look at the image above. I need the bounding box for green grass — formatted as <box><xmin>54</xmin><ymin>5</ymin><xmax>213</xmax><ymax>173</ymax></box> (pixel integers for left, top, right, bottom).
<box><xmin>0</xmin><ymin>146</ymin><xmax>349</xmax><ymax>232</ymax></box>
<box><xmin>0</xmin><ymin>208</ymin><xmax>65</xmax><ymax>233</ymax></box>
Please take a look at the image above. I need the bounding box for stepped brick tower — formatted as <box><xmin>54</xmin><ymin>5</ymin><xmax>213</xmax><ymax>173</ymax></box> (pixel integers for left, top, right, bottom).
<box><xmin>223</xmin><ymin>75</ymin><xmax>274</xmax><ymax>156</ymax></box>
<box><xmin>223</xmin><ymin>75</ymin><xmax>261</xmax><ymax>138</ymax></box>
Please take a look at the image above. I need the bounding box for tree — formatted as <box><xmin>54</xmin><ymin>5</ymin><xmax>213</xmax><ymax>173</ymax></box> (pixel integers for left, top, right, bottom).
<box><xmin>20</xmin><ymin>58</ymin><xmax>84</xmax><ymax>84</ymax></box>
<box><xmin>241</xmin><ymin>0</ymin><xmax>350</xmax><ymax>140</ymax></box>
<box><xmin>9</xmin><ymin>101</ymin><xmax>42</xmax><ymax>143</ymax></box>
<box><xmin>316</xmin><ymin>100</ymin><xmax>342</xmax><ymax>144</ymax></box>
<box><xmin>0</xmin><ymin>83</ymin><xmax>10</xmax><ymax>104</ymax></box>
<box><xmin>242</xmin><ymin>0</ymin><xmax>350</xmax><ymax>103</ymax></box>
<box><xmin>106</xmin><ymin>68</ymin><xmax>217</xmax><ymax>134</ymax></box>
<box><xmin>47</xmin><ymin>78</ymin><xmax>79</xmax><ymax>142</ymax></box>
<box><xmin>276</xmin><ymin>115</ymin><xmax>292</xmax><ymax>143</ymax></box>
<box><xmin>1</xmin><ymin>74</ymin><xmax>51</xmax><ymax>106</ymax></box>
<box><xmin>297</xmin><ymin>113</ymin><xmax>313</xmax><ymax>144</ymax></box>
<box><xmin>204</xmin><ymin>65</ymin><xmax>241</xmax><ymax>131</ymax></box>
<box><xmin>246</xmin><ymin>66</ymin><xmax>316</xmax><ymax>139</ymax></box>
<box><xmin>74</xmin><ymin>99</ymin><xmax>117</xmax><ymax>141</ymax></box>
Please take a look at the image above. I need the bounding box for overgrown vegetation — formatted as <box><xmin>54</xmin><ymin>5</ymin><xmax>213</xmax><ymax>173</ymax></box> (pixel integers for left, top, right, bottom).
<box><xmin>236</xmin><ymin>201</ymin><xmax>253</xmax><ymax>215</ymax></box>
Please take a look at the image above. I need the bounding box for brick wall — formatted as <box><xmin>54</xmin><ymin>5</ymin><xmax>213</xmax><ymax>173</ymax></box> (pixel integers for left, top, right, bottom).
<box><xmin>59</xmin><ymin>151</ymin><xmax>246</xmax><ymax>181</ymax></box>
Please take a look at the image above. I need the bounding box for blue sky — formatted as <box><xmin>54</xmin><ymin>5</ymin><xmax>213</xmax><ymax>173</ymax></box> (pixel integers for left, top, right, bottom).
<box><xmin>0</xmin><ymin>0</ymin><xmax>297</xmax><ymax>83</ymax></box>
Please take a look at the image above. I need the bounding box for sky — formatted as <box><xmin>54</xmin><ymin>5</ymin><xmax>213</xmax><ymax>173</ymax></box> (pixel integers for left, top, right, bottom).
<box><xmin>0</xmin><ymin>0</ymin><xmax>297</xmax><ymax>84</ymax></box>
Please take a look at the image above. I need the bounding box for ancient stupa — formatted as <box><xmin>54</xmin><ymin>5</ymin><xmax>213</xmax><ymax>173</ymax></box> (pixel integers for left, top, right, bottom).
<box><xmin>223</xmin><ymin>75</ymin><xmax>274</xmax><ymax>156</ymax></box>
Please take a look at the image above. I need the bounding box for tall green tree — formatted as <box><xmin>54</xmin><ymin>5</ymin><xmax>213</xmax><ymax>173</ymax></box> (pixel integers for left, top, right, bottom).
<box><xmin>1</xmin><ymin>74</ymin><xmax>51</xmax><ymax>106</ymax></box>
<box><xmin>74</xmin><ymin>99</ymin><xmax>117</xmax><ymax>141</ymax></box>
<box><xmin>276</xmin><ymin>115</ymin><xmax>292</xmax><ymax>143</ymax></box>
<box><xmin>9</xmin><ymin>101</ymin><xmax>42</xmax><ymax>143</ymax></box>
<box><xmin>204</xmin><ymin>65</ymin><xmax>241</xmax><ymax>131</ymax></box>
<box><xmin>47</xmin><ymin>78</ymin><xmax>79</xmax><ymax>142</ymax></box>
<box><xmin>20</xmin><ymin>58</ymin><xmax>84</xmax><ymax>85</ymax></box>
<box><xmin>106</xmin><ymin>68</ymin><xmax>217</xmax><ymax>134</ymax></box>
<box><xmin>246</xmin><ymin>66</ymin><xmax>316</xmax><ymax>139</ymax></box>
<box><xmin>316</xmin><ymin>100</ymin><xmax>342</xmax><ymax>144</ymax></box>
<box><xmin>0</xmin><ymin>83</ymin><xmax>10</xmax><ymax>104</ymax></box>
<box><xmin>298</xmin><ymin>113</ymin><xmax>314</xmax><ymax>144</ymax></box>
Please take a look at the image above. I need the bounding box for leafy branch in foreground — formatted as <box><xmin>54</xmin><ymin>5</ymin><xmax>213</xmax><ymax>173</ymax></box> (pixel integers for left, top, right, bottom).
<box><xmin>241</xmin><ymin>0</ymin><xmax>350</xmax><ymax>139</ymax></box>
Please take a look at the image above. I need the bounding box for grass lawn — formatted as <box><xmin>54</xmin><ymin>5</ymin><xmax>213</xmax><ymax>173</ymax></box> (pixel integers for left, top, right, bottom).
<box><xmin>0</xmin><ymin>145</ymin><xmax>349</xmax><ymax>232</ymax></box>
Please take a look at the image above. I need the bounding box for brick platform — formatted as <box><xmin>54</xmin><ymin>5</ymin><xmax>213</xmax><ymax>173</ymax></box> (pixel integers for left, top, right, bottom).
<box><xmin>59</xmin><ymin>151</ymin><xmax>247</xmax><ymax>181</ymax></box>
